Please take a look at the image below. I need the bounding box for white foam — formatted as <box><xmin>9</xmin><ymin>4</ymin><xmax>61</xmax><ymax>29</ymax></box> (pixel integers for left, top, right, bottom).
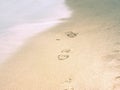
<box><xmin>0</xmin><ymin>0</ymin><xmax>72</xmax><ymax>63</ymax></box>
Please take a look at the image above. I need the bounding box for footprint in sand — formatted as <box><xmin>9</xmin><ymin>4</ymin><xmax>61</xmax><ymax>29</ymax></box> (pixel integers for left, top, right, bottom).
<box><xmin>64</xmin><ymin>78</ymin><xmax>72</xmax><ymax>83</ymax></box>
<box><xmin>65</xmin><ymin>31</ymin><xmax>78</xmax><ymax>38</ymax></box>
<box><xmin>61</xmin><ymin>49</ymin><xmax>71</xmax><ymax>53</ymax></box>
<box><xmin>60</xmin><ymin>78</ymin><xmax>75</xmax><ymax>90</ymax></box>
<box><xmin>58</xmin><ymin>54</ymin><xmax>69</xmax><ymax>60</ymax></box>
<box><xmin>57</xmin><ymin>49</ymin><xmax>71</xmax><ymax>60</ymax></box>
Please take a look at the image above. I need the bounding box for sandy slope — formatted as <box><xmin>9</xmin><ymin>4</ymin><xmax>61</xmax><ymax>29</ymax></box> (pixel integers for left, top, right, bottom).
<box><xmin>0</xmin><ymin>20</ymin><xmax>120</xmax><ymax>90</ymax></box>
<box><xmin>0</xmin><ymin>0</ymin><xmax>120</xmax><ymax>90</ymax></box>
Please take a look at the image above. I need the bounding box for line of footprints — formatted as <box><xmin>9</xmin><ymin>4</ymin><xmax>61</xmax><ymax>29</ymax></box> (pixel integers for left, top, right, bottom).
<box><xmin>57</xmin><ymin>31</ymin><xmax>78</xmax><ymax>61</ymax></box>
<box><xmin>57</xmin><ymin>32</ymin><xmax>78</xmax><ymax>89</ymax></box>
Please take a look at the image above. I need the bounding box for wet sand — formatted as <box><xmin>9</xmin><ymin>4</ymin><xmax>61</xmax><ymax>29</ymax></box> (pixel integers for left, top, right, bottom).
<box><xmin>0</xmin><ymin>0</ymin><xmax>120</xmax><ymax>90</ymax></box>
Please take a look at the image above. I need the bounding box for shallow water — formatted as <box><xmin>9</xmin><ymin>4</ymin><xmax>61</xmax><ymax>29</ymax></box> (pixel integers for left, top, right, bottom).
<box><xmin>0</xmin><ymin>0</ymin><xmax>71</xmax><ymax>63</ymax></box>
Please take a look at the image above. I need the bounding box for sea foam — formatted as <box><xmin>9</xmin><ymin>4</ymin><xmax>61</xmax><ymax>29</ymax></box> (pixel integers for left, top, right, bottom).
<box><xmin>0</xmin><ymin>0</ymin><xmax>72</xmax><ymax>63</ymax></box>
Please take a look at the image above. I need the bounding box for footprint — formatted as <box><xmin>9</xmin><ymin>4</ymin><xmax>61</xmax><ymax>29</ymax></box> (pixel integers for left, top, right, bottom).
<box><xmin>61</xmin><ymin>49</ymin><xmax>71</xmax><ymax>53</ymax></box>
<box><xmin>58</xmin><ymin>54</ymin><xmax>69</xmax><ymax>60</ymax></box>
<box><xmin>65</xmin><ymin>31</ymin><xmax>78</xmax><ymax>38</ymax></box>
<box><xmin>60</xmin><ymin>78</ymin><xmax>75</xmax><ymax>90</ymax></box>
<box><xmin>64</xmin><ymin>78</ymin><xmax>72</xmax><ymax>83</ymax></box>
<box><xmin>57</xmin><ymin>49</ymin><xmax>71</xmax><ymax>60</ymax></box>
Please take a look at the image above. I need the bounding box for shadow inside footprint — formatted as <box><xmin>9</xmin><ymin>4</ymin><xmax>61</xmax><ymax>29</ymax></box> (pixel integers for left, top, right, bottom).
<box><xmin>61</xmin><ymin>49</ymin><xmax>71</xmax><ymax>53</ymax></box>
<box><xmin>56</xmin><ymin>39</ymin><xmax>61</xmax><ymax>41</ymax></box>
<box><xmin>58</xmin><ymin>54</ymin><xmax>69</xmax><ymax>60</ymax></box>
<box><xmin>115</xmin><ymin>76</ymin><xmax>120</xmax><ymax>80</ymax></box>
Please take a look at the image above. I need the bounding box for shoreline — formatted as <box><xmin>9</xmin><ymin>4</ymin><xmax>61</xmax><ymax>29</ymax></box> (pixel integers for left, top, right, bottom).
<box><xmin>0</xmin><ymin>0</ymin><xmax>72</xmax><ymax>64</ymax></box>
<box><xmin>0</xmin><ymin>0</ymin><xmax>120</xmax><ymax>90</ymax></box>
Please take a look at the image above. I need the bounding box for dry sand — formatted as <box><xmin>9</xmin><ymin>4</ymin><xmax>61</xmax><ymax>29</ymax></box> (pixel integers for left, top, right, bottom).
<box><xmin>0</xmin><ymin>0</ymin><xmax>120</xmax><ymax>90</ymax></box>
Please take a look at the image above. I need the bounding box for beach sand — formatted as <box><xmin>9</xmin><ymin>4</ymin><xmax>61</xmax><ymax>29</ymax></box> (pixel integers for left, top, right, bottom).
<box><xmin>0</xmin><ymin>0</ymin><xmax>120</xmax><ymax>90</ymax></box>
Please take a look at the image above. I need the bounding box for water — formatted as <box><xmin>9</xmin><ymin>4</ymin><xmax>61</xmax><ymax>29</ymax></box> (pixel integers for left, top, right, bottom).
<box><xmin>0</xmin><ymin>0</ymin><xmax>72</xmax><ymax>63</ymax></box>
